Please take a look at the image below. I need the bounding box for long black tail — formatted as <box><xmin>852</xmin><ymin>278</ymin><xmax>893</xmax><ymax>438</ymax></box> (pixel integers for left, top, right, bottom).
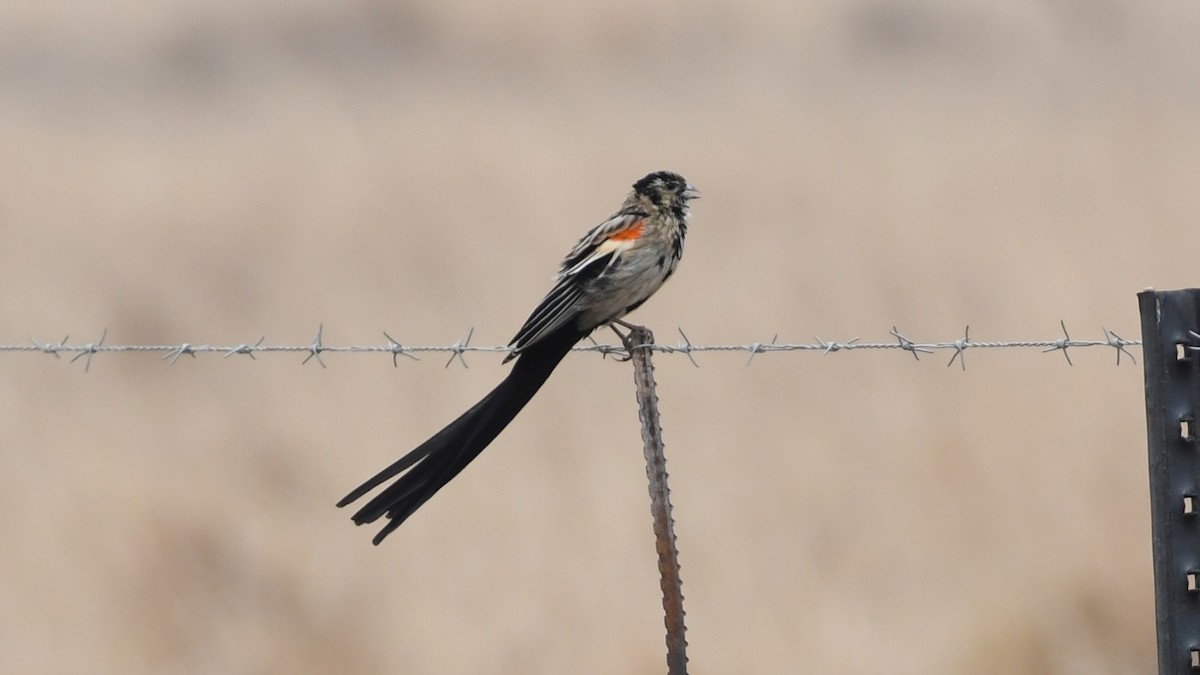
<box><xmin>337</xmin><ymin>326</ymin><xmax>586</xmax><ymax>544</ymax></box>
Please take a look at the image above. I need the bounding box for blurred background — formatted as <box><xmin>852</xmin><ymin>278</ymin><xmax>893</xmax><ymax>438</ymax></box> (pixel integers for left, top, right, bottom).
<box><xmin>2</xmin><ymin>0</ymin><xmax>1197</xmax><ymax>672</ymax></box>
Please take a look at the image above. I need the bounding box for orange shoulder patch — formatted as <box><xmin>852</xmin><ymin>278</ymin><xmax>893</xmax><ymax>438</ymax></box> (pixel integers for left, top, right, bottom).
<box><xmin>608</xmin><ymin>219</ymin><xmax>645</xmax><ymax>241</ymax></box>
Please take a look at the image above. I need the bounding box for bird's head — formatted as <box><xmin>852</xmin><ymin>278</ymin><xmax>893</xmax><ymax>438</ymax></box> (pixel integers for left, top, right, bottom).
<box><xmin>632</xmin><ymin>171</ymin><xmax>699</xmax><ymax>215</ymax></box>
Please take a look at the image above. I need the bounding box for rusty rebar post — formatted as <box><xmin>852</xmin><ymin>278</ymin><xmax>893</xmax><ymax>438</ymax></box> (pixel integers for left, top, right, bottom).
<box><xmin>622</xmin><ymin>325</ymin><xmax>688</xmax><ymax>675</ymax></box>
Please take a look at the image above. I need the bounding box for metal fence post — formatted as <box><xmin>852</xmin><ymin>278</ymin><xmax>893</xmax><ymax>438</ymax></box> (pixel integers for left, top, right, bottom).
<box><xmin>1139</xmin><ymin>288</ymin><xmax>1200</xmax><ymax>673</ymax></box>
<box><xmin>621</xmin><ymin>325</ymin><xmax>688</xmax><ymax>675</ymax></box>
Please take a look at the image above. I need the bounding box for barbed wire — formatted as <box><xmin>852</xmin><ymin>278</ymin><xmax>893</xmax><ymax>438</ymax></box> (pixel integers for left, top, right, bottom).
<box><xmin>0</xmin><ymin>322</ymin><xmax>1140</xmax><ymax>371</ymax></box>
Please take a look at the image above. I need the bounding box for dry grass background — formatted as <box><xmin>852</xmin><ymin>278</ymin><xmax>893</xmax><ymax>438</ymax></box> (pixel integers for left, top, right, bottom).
<box><xmin>2</xmin><ymin>1</ymin><xmax>1197</xmax><ymax>673</ymax></box>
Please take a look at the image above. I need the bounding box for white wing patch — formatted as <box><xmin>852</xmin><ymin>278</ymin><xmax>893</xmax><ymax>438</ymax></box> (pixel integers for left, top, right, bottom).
<box><xmin>559</xmin><ymin>236</ymin><xmax>635</xmax><ymax>279</ymax></box>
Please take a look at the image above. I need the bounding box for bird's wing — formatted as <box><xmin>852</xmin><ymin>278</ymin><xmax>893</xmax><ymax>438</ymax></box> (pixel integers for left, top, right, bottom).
<box><xmin>557</xmin><ymin>212</ymin><xmax>647</xmax><ymax>278</ymax></box>
<box><xmin>505</xmin><ymin>212</ymin><xmax>646</xmax><ymax>357</ymax></box>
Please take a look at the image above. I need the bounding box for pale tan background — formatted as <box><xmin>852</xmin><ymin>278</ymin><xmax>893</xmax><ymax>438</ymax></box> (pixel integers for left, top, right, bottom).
<box><xmin>2</xmin><ymin>1</ymin><xmax>1196</xmax><ymax>673</ymax></box>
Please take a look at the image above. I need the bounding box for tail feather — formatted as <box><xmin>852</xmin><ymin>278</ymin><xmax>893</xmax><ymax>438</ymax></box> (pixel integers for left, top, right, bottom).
<box><xmin>338</xmin><ymin>326</ymin><xmax>585</xmax><ymax>544</ymax></box>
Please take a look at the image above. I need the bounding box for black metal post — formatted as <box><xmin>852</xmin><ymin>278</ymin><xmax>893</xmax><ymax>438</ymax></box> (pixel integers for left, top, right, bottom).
<box><xmin>1139</xmin><ymin>288</ymin><xmax>1200</xmax><ymax>673</ymax></box>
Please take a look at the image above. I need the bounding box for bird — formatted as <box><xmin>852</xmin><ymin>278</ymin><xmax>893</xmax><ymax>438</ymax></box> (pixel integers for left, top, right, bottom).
<box><xmin>336</xmin><ymin>170</ymin><xmax>698</xmax><ymax>544</ymax></box>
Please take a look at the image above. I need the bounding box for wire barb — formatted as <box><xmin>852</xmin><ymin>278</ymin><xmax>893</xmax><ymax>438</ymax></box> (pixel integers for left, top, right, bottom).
<box><xmin>445</xmin><ymin>327</ymin><xmax>474</xmax><ymax>369</ymax></box>
<box><xmin>1042</xmin><ymin>320</ymin><xmax>1075</xmax><ymax>366</ymax></box>
<box><xmin>68</xmin><ymin>328</ymin><xmax>107</xmax><ymax>372</ymax></box>
<box><xmin>947</xmin><ymin>325</ymin><xmax>971</xmax><ymax>371</ymax></box>
<box><xmin>673</xmin><ymin>327</ymin><xmax>700</xmax><ymax>368</ymax></box>
<box><xmin>890</xmin><ymin>326</ymin><xmax>933</xmax><ymax>361</ymax></box>
<box><xmin>302</xmin><ymin>324</ymin><xmax>326</xmax><ymax>367</ymax></box>
<box><xmin>814</xmin><ymin>336</ymin><xmax>860</xmax><ymax>355</ymax></box>
<box><xmin>745</xmin><ymin>334</ymin><xmax>779</xmax><ymax>365</ymax></box>
<box><xmin>588</xmin><ymin>334</ymin><xmax>630</xmax><ymax>361</ymax></box>
<box><xmin>224</xmin><ymin>336</ymin><xmax>265</xmax><ymax>360</ymax></box>
<box><xmin>31</xmin><ymin>335</ymin><xmax>69</xmax><ymax>358</ymax></box>
<box><xmin>164</xmin><ymin>343</ymin><xmax>196</xmax><ymax>365</ymax></box>
<box><xmin>383</xmin><ymin>331</ymin><xmax>419</xmax><ymax>367</ymax></box>
<box><xmin>1106</xmin><ymin>326</ymin><xmax>1136</xmax><ymax>365</ymax></box>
